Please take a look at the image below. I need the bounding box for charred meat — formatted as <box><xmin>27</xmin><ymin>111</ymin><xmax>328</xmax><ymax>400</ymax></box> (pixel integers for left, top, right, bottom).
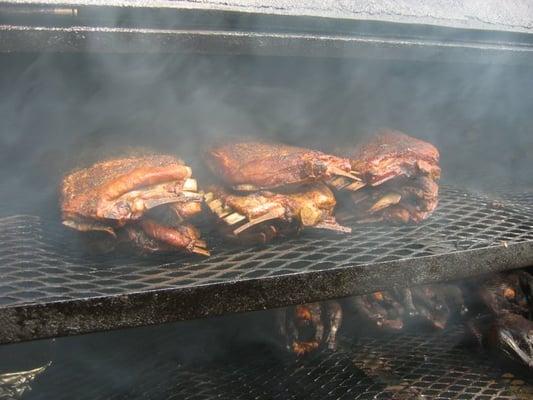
<box><xmin>487</xmin><ymin>314</ymin><xmax>533</xmax><ymax>369</ymax></box>
<box><xmin>465</xmin><ymin>271</ymin><xmax>533</xmax><ymax>369</ymax></box>
<box><xmin>61</xmin><ymin>155</ymin><xmax>197</xmax><ymax>225</ymax></box>
<box><xmin>341</xmin><ymin>176</ymin><xmax>439</xmax><ymax>223</ymax></box>
<box><xmin>348</xmin><ymin>283</ymin><xmax>467</xmax><ymax>331</ymax></box>
<box><xmin>349</xmin><ymin>290</ymin><xmax>406</xmax><ymax>331</ymax></box>
<box><xmin>60</xmin><ymin>155</ymin><xmax>208</xmax><ymax>255</ymax></box>
<box><xmin>206</xmin><ymin>141</ymin><xmax>359</xmax><ymax>191</ymax></box>
<box><xmin>333</xmin><ymin>130</ymin><xmax>441</xmax><ymax>223</ymax></box>
<box><xmin>345</xmin><ymin>130</ymin><xmax>440</xmax><ymax>186</ymax></box>
<box><xmin>410</xmin><ymin>285</ymin><xmax>455</xmax><ymax>330</ymax></box>
<box><xmin>276</xmin><ymin>301</ymin><xmax>343</xmax><ymax>356</ymax></box>
<box><xmin>475</xmin><ymin>271</ymin><xmax>533</xmax><ymax>318</ymax></box>
<box><xmin>204</xmin><ymin>183</ymin><xmax>350</xmax><ymax>244</ymax></box>
<box><xmin>467</xmin><ymin>313</ymin><xmax>533</xmax><ymax>370</ymax></box>
<box><xmin>124</xmin><ymin>220</ymin><xmax>208</xmax><ymax>255</ymax></box>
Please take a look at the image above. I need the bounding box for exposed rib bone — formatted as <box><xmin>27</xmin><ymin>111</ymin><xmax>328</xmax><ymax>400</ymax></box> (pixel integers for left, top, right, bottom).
<box><xmin>194</xmin><ymin>239</ymin><xmax>207</xmax><ymax>248</ymax></box>
<box><xmin>204</xmin><ymin>192</ymin><xmax>214</xmax><ymax>202</ymax></box>
<box><xmin>329</xmin><ymin>166</ymin><xmax>362</xmax><ymax>182</ymax></box>
<box><xmin>182</xmin><ymin>178</ymin><xmax>198</xmax><ymax>192</ymax></box>
<box><xmin>142</xmin><ymin>194</ymin><xmax>200</xmax><ymax>211</ymax></box>
<box><xmin>214</xmin><ymin>208</ymin><xmax>232</xmax><ymax>217</ymax></box>
<box><xmin>193</xmin><ymin>247</ymin><xmax>210</xmax><ymax>256</ymax></box>
<box><xmin>345</xmin><ymin>181</ymin><xmax>366</xmax><ymax>191</ymax></box>
<box><xmin>207</xmin><ymin>198</ymin><xmax>234</xmax><ymax>218</ymax></box>
<box><xmin>142</xmin><ymin>197</ymin><xmax>180</xmax><ymax>211</ymax></box>
<box><xmin>328</xmin><ymin>177</ymin><xmax>350</xmax><ymax>189</ymax></box>
<box><xmin>62</xmin><ymin>220</ymin><xmax>116</xmax><ymax>237</ymax></box>
<box><xmin>224</xmin><ymin>212</ymin><xmax>247</xmax><ymax>225</ymax></box>
<box><xmin>233</xmin><ymin>184</ymin><xmax>259</xmax><ymax>192</ymax></box>
<box><xmin>368</xmin><ymin>193</ymin><xmax>402</xmax><ymax>213</ymax></box>
<box><xmin>192</xmin><ymin>240</ymin><xmax>210</xmax><ymax>256</ymax></box>
<box><xmin>180</xmin><ymin>190</ymin><xmax>202</xmax><ymax>199</ymax></box>
<box><xmin>233</xmin><ymin>210</ymin><xmax>282</xmax><ymax>235</ymax></box>
<box><xmin>207</xmin><ymin>199</ymin><xmax>223</xmax><ymax>212</ymax></box>
<box><xmin>313</xmin><ymin>221</ymin><xmax>352</xmax><ymax>233</ymax></box>
<box><xmin>328</xmin><ymin>177</ymin><xmax>366</xmax><ymax>191</ymax></box>
<box><xmin>217</xmin><ymin>208</ymin><xmax>233</xmax><ymax>218</ymax></box>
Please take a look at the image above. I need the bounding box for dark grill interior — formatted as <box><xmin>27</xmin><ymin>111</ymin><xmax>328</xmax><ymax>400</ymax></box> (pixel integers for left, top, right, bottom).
<box><xmin>4</xmin><ymin>319</ymin><xmax>532</xmax><ymax>400</ymax></box>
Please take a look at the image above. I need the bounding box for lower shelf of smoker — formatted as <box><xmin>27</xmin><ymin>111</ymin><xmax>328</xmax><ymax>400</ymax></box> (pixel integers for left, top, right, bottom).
<box><xmin>0</xmin><ymin>186</ymin><xmax>532</xmax><ymax>344</ymax></box>
<box><xmin>9</xmin><ymin>322</ymin><xmax>533</xmax><ymax>400</ymax></box>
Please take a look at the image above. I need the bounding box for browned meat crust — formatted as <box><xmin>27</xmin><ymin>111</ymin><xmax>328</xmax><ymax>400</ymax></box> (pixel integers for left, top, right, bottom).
<box><xmin>127</xmin><ymin>220</ymin><xmax>208</xmax><ymax>255</ymax></box>
<box><xmin>61</xmin><ymin>155</ymin><xmax>193</xmax><ymax>225</ymax></box>
<box><xmin>60</xmin><ymin>154</ymin><xmax>208</xmax><ymax>255</ymax></box>
<box><xmin>348</xmin><ymin>130</ymin><xmax>440</xmax><ymax>186</ymax></box>
<box><xmin>206</xmin><ymin>141</ymin><xmax>356</xmax><ymax>191</ymax></box>
<box><xmin>334</xmin><ymin>130</ymin><xmax>440</xmax><ymax>223</ymax></box>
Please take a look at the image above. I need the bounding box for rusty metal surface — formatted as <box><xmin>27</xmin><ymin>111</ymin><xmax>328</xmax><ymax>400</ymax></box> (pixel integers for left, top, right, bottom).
<box><xmin>0</xmin><ymin>186</ymin><xmax>532</xmax><ymax>344</ymax></box>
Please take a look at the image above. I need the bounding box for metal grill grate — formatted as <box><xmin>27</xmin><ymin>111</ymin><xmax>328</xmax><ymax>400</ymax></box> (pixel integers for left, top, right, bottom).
<box><xmin>501</xmin><ymin>192</ymin><xmax>533</xmax><ymax>213</ymax></box>
<box><xmin>0</xmin><ymin>186</ymin><xmax>532</xmax><ymax>343</ymax></box>
<box><xmin>18</xmin><ymin>323</ymin><xmax>533</xmax><ymax>400</ymax></box>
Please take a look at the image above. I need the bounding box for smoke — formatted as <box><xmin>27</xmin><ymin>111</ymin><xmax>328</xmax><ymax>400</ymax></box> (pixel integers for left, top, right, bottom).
<box><xmin>0</xmin><ymin>6</ymin><xmax>532</xmax><ymax>397</ymax></box>
<box><xmin>0</xmin><ymin>311</ymin><xmax>293</xmax><ymax>399</ymax></box>
<box><xmin>0</xmin><ymin>44</ymin><xmax>532</xmax><ymax>216</ymax></box>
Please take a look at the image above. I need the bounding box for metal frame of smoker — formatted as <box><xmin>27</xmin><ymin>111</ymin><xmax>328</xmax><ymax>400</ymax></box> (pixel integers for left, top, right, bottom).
<box><xmin>0</xmin><ymin>1</ymin><xmax>532</xmax><ymax>345</ymax></box>
<box><xmin>0</xmin><ymin>1</ymin><xmax>533</xmax><ymax>62</ymax></box>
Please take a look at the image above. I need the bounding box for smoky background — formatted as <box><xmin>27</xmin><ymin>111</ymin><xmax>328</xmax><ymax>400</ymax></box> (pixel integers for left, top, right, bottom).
<box><xmin>0</xmin><ymin>6</ymin><xmax>532</xmax><ymax>398</ymax></box>
<box><xmin>0</xmin><ymin>37</ymin><xmax>532</xmax><ymax>215</ymax></box>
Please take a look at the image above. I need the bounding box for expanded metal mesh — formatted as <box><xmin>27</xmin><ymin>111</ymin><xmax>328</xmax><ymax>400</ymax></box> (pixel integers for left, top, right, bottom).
<box><xmin>0</xmin><ymin>186</ymin><xmax>531</xmax><ymax>308</ymax></box>
<box><xmin>501</xmin><ymin>192</ymin><xmax>533</xmax><ymax>213</ymax></box>
<box><xmin>19</xmin><ymin>323</ymin><xmax>533</xmax><ymax>400</ymax></box>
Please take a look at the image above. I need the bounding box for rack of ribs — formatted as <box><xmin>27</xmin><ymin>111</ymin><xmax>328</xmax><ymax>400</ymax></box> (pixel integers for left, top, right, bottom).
<box><xmin>60</xmin><ymin>154</ymin><xmax>209</xmax><ymax>255</ymax></box>
<box><xmin>331</xmin><ymin>130</ymin><xmax>441</xmax><ymax>223</ymax></box>
<box><xmin>204</xmin><ymin>141</ymin><xmax>355</xmax><ymax>243</ymax></box>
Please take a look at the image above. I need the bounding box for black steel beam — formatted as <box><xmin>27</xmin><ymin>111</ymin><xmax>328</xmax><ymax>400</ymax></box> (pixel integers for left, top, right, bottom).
<box><xmin>1</xmin><ymin>24</ymin><xmax>533</xmax><ymax>65</ymax></box>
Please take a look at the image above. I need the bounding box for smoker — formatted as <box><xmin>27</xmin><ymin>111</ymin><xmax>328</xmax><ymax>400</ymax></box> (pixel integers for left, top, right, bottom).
<box><xmin>0</xmin><ymin>1</ymin><xmax>532</xmax><ymax>399</ymax></box>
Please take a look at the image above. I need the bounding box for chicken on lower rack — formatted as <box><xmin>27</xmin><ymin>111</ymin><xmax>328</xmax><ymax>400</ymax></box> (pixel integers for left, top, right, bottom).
<box><xmin>466</xmin><ymin>271</ymin><xmax>533</xmax><ymax>369</ymax></box>
<box><xmin>275</xmin><ymin>282</ymin><xmax>467</xmax><ymax>357</ymax></box>
<box><xmin>276</xmin><ymin>301</ymin><xmax>343</xmax><ymax>356</ymax></box>
<box><xmin>347</xmin><ymin>283</ymin><xmax>467</xmax><ymax>332</ymax></box>
<box><xmin>343</xmin><ymin>271</ymin><xmax>533</xmax><ymax>369</ymax></box>
<box><xmin>60</xmin><ymin>154</ymin><xmax>209</xmax><ymax>255</ymax></box>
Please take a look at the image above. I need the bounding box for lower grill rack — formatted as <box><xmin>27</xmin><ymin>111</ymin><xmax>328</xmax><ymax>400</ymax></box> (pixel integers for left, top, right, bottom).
<box><xmin>0</xmin><ymin>186</ymin><xmax>532</xmax><ymax>343</ymax></box>
<box><xmin>11</xmin><ymin>322</ymin><xmax>533</xmax><ymax>400</ymax></box>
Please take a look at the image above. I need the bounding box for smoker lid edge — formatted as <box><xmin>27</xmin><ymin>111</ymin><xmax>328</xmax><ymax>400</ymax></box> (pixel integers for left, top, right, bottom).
<box><xmin>1</xmin><ymin>0</ymin><xmax>533</xmax><ymax>35</ymax></box>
